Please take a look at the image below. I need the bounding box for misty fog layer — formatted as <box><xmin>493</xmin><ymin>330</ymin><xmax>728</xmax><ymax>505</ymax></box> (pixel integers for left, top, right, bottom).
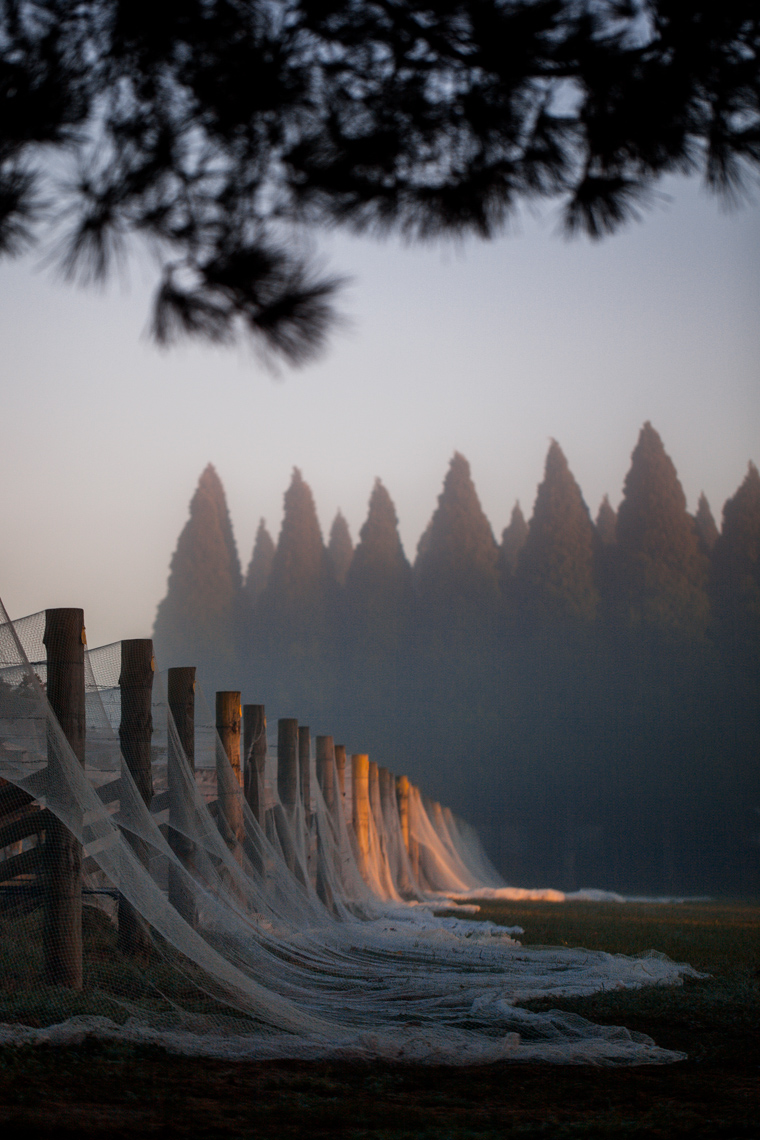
<box><xmin>154</xmin><ymin>425</ymin><xmax>760</xmax><ymax>897</ymax></box>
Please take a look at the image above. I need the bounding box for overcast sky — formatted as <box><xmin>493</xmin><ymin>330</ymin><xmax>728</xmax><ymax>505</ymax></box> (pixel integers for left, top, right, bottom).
<box><xmin>0</xmin><ymin>175</ymin><xmax>757</xmax><ymax>647</ymax></box>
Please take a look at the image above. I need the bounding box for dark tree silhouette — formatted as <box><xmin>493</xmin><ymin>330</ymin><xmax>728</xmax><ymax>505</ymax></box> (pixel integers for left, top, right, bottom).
<box><xmin>615</xmin><ymin>423</ymin><xmax>709</xmax><ymax>638</ymax></box>
<box><xmin>414</xmin><ymin>452</ymin><xmax>499</xmax><ymax>620</ymax></box>
<box><xmin>711</xmin><ymin>461</ymin><xmax>760</xmax><ymax>664</ymax></box>
<box><xmin>345</xmin><ymin>480</ymin><xmax>412</xmax><ymax>620</ymax></box>
<box><xmin>595</xmin><ymin>495</ymin><xmax>618</xmax><ymax>547</ymax></box>
<box><xmin>243</xmin><ymin>518</ymin><xmax>275</xmax><ymax>607</ymax></box>
<box><xmin>3</xmin><ymin>1</ymin><xmax>758</xmax><ymax>361</ymax></box>
<box><xmin>499</xmin><ymin>502</ymin><xmax>529</xmax><ymax>582</ymax></box>
<box><xmin>515</xmin><ymin>440</ymin><xmax>598</xmax><ymax>624</ymax></box>
<box><xmin>153</xmin><ymin>463</ymin><xmax>241</xmax><ymax>673</ymax></box>
<box><xmin>694</xmin><ymin>492</ymin><xmax>719</xmax><ymax>554</ymax></box>
<box><xmin>327</xmin><ymin>511</ymin><xmax>354</xmax><ymax>588</ymax></box>
<box><xmin>260</xmin><ymin>468</ymin><xmax>331</xmax><ymax>637</ymax></box>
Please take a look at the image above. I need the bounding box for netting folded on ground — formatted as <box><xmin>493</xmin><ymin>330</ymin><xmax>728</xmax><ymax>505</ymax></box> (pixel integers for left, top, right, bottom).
<box><xmin>0</xmin><ymin>603</ymin><xmax>700</xmax><ymax>1064</ymax></box>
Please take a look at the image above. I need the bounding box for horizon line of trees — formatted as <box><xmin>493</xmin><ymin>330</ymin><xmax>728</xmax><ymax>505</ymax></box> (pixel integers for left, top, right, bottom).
<box><xmin>155</xmin><ymin>422</ymin><xmax>760</xmax><ymax>671</ymax></box>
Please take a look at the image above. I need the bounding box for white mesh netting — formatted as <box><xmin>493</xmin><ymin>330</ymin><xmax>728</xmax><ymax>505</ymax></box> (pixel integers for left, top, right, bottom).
<box><xmin>0</xmin><ymin>602</ymin><xmax>700</xmax><ymax>1064</ymax></box>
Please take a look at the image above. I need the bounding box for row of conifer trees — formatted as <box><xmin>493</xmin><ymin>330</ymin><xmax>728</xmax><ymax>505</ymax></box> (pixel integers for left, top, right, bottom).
<box><xmin>154</xmin><ymin>424</ymin><xmax>760</xmax><ymax>895</ymax></box>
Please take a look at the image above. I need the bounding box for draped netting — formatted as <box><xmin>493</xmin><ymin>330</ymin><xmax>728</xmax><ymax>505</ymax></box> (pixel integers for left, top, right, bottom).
<box><xmin>0</xmin><ymin>602</ymin><xmax>700</xmax><ymax>1064</ymax></box>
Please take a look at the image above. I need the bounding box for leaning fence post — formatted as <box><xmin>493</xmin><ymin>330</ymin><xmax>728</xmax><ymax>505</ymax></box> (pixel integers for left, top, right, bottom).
<box><xmin>216</xmin><ymin>691</ymin><xmax>243</xmax><ymax>854</ymax></box>
<box><xmin>117</xmin><ymin>638</ymin><xmax>154</xmax><ymax>959</ymax></box>
<box><xmin>43</xmin><ymin>608</ymin><xmax>86</xmax><ymax>989</ymax></box>
<box><xmin>167</xmin><ymin>666</ymin><xmax>196</xmax><ymax>927</ymax></box>
<box><xmin>243</xmin><ymin>704</ymin><xmax>266</xmax><ymax>827</ymax></box>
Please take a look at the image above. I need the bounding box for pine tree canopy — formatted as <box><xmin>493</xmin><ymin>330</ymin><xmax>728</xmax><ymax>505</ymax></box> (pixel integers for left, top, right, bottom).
<box><xmin>327</xmin><ymin>511</ymin><xmax>354</xmax><ymax>587</ymax></box>
<box><xmin>346</xmin><ymin>479</ymin><xmax>411</xmax><ymax>606</ymax></box>
<box><xmin>615</xmin><ymin>422</ymin><xmax>709</xmax><ymax>637</ymax></box>
<box><xmin>3</xmin><ymin>1</ymin><xmax>758</xmax><ymax>363</ymax></box>
<box><xmin>516</xmin><ymin>439</ymin><xmax>598</xmax><ymax>623</ymax></box>
<box><xmin>694</xmin><ymin>492</ymin><xmax>719</xmax><ymax>553</ymax></box>
<box><xmin>244</xmin><ymin>518</ymin><xmax>275</xmax><ymax>605</ymax></box>
<box><xmin>595</xmin><ymin>495</ymin><xmax>617</xmax><ymax>546</ymax></box>
<box><xmin>262</xmin><ymin>467</ymin><xmax>329</xmax><ymax>624</ymax></box>
<box><xmin>711</xmin><ymin>461</ymin><xmax>760</xmax><ymax>657</ymax></box>
<box><xmin>415</xmin><ymin>452</ymin><xmax>499</xmax><ymax>612</ymax></box>
<box><xmin>153</xmin><ymin>462</ymin><xmax>241</xmax><ymax>663</ymax></box>
<box><xmin>500</xmin><ymin>501</ymin><xmax>529</xmax><ymax>579</ymax></box>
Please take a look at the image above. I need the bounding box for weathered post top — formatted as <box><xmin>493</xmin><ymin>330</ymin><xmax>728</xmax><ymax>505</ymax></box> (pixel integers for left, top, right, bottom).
<box><xmin>168</xmin><ymin>667</ymin><xmax>196</xmax><ymax>770</ymax></box>
<box><xmin>278</xmin><ymin>718</ymin><xmax>299</xmax><ymax>809</ymax></box>
<box><xmin>316</xmin><ymin>735</ymin><xmax>335</xmax><ymax>811</ymax></box>
<box><xmin>216</xmin><ymin>691</ymin><xmax>242</xmax><ymax>785</ymax></box>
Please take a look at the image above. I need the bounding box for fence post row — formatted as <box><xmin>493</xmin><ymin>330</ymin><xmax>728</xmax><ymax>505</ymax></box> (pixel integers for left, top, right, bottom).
<box><xmin>117</xmin><ymin>638</ymin><xmax>154</xmax><ymax>960</ymax></box>
<box><xmin>167</xmin><ymin>666</ymin><xmax>197</xmax><ymax>928</ymax></box>
<box><xmin>43</xmin><ymin>608</ymin><xmax>86</xmax><ymax>989</ymax></box>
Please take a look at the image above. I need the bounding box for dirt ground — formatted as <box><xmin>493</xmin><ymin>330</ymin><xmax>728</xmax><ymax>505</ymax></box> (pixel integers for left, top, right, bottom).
<box><xmin>0</xmin><ymin>899</ymin><xmax>757</xmax><ymax>1138</ymax></box>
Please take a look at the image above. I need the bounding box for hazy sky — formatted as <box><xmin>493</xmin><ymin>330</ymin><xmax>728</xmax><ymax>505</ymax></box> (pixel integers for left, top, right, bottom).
<box><xmin>0</xmin><ymin>176</ymin><xmax>758</xmax><ymax>646</ymax></box>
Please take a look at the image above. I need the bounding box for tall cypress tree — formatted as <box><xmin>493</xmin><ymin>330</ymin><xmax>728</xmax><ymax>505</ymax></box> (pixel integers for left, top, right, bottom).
<box><xmin>327</xmin><ymin>511</ymin><xmax>353</xmax><ymax>586</ymax></box>
<box><xmin>345</xmin><ymin>479</ymin><xmax>411</xmax><ymax>617</ymax></box>
<box><xmin>414</xmin><ymin>452</ymin><xmax>499</xmax><ymax>619</ymax></box>
<box><xmin>243</xmin><ymin>519</ymin><xmax>275</xmax><ymax>607</ymax></box>
<box><xmin>499</xmin><ymin>502</ymin><xmax>528</xmax><ymax>582</ymax></box>
<box><xmin>595</xmin><ymin>495</ymin><xmax>617</xmax><ymax>546</ymax></box>
<box><xmin>154</xmin><ymin>463</ymin><xmax>241</xmax><ymax>678</ymax></box>
<box><xmin>515</xmin><ymin>440</ymin><xmax>598</xmax><ymax>624</ymax></box>
<box><xmin>694</xmin><ymin>492</ymin><xmax>719</xmax><ymax>554</ymax></box>
<box><xmin>711</xmin><ymin>461</ymin><xmax>760</xmax><ymax>664</ymax></box>
<box><xmin>259</xmin><ymin>468</ymin><xmax>331</xmax><ymax>637</ymax></box>
<box><xmin>615</xmin><ymin>423</ymin><xmax>709</xmax><ymax>639</ymax></box>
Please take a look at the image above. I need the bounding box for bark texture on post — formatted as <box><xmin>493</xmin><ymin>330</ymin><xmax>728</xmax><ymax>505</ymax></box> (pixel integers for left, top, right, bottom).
<box><xmin>334</xmin><ymin>744</ymin><xmax>347</xmax><ymax>809</ymax></box>
<box><xmin>216</xmin><ymin>691</ymin><xmax>243</xmax><ymax>854</ymax></box>
<box><xmin>351</xmin><ymin>754</ymin><xmax>370</xmax><ymax>877</ymax></box>
<box><xmin>243</xmin><ymin>704</ymin><xmax>266</xmax><ymax>826</ymax></box>
<box><xmin>315</xmin><ymin>736</ymin><xmax>335</xmax><ymax>812</ymax></box>
<box><xmin>315</xmin><ymin>735</ymin><xmax>336</xmax><ymax>910</ymax></box>
<box><xmin>117</xmin><ymin>638</ymin><xmax>154</xmax><ymax>960</ymax></box>
<box><xmin>167</xmin><ymin>666</ymin><xmax>196</xmax><ymax>927</ymax></box>
<box><xmin>298</xmin><ymin>725</ymin><xmax>311</xmax><ymax>818</ymax></box>
<box><xmin>43</xmin><ymin>608</ymin><xmax>85</xmax><ymax>989</ymax></box>
<box><xmin>277</xmin><ymin>719</ymin><xmax>299</xmax><ymax>811</ymax></box>
<box><xmin>396</xmin><ymin>775</ymin><xmax>410</xmax><ymax>852</ymax></box>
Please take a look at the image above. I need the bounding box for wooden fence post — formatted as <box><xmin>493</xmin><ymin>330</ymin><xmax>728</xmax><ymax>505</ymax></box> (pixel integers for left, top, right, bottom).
<box><xmin>243</xmin><ymin>704</ymin><xmax>266</xmax><ymax>827</ymax></box>
<box><xmin>117</xmin><ymin>638</ymin><xmax>154</xmax><ymax>960</ymax></box>
<box><xmin>335</xmin><ymin>744</ymin><xmax>347</xmax><ymax>811</ymax></box>
<box><xmin>315</xmin><ymin>736</ymin><xmax>335</xmax><ymax>812</ymax></box>
<box><xmin>298</xmin><ymin>725</ymin><xmax>311</xmax><ymax>821</ymax></box>
<box><xmin>167</xmin><ymin>666</ymin><xmax>196</xmax><ymax>927</ymax></box>
<box><xmin>275</xmin><ymin>718</ymin><xmax>301</xmax><ymax>880</ymax></box>
<box><xmin>314</xmin><ymin>735</ymin><xmax>336</xmax><ymax>910</ymax></box>
<box><xmin>216</xmin><ymin>691</ymin><xmax>243</xmax><ymax>856</ymax></box>
<box><xmin>43</xmin><ymin>608</ymin><xmax>86</xmax><ymax>989</ymax></box>
<box><xmin>351</xmin><ymin>754</ymin><xmax>370</xmax><ymax>877</ymax></box>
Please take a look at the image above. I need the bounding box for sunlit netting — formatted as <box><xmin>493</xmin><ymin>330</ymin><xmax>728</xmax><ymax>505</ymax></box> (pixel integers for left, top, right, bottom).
<box><xmin>0</xmin><ymin>603</ymin><xmax>700</xmax><ymax>1064</ymax></box>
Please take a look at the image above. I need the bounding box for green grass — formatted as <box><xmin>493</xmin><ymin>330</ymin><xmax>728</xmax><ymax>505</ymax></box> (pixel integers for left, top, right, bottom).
<box><xmin>0</xmin><ymin>898</ymin><xmax>758</xmax><ymax>1138</ymax></box>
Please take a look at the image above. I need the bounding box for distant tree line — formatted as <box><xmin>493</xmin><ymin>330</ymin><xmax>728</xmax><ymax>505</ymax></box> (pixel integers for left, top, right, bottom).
<box><xmin>154</xmin><ymin>425</ymin><xmax>760</xmax><ymax>895</ymax></box>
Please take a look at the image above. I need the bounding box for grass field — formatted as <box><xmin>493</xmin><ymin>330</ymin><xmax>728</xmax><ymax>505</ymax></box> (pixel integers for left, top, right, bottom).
<box><xmin>0</xmin><ymin>898</ymin><xmax>758</xmax><ymax>1138</ymax></box>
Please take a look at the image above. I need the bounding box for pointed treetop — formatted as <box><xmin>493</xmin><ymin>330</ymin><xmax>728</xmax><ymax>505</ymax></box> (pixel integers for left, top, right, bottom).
<box><xmin>615</xmin><ymin>423</ymin><xmax>709</xmax><ymax>637</ymax></box>
<box><xmin>500</xmin><ymin>501</ymin><xmax>528</xmax><ymax>578</ymax></box>
<box><xmin>263</xmin><ymin>468</ymin><xmax>328</xmax><ymax>616</ymax></box>
<box><xmin>595</xmin><ymin>495</ymin><xmax>617</xmax><ymax>546</ymax></box>
<box><xmin>244</xmin><ymin>518</ymin><xmax>275</xmax><ymax>604</ymax></box>
<box><xmin>153</xmin><ymin>462</ymin><xmax>241</xmax><ymax>667</ymax></box>
<box><xmin>711</xmin><ymin>461</ymin><xmax>760</xmax><ymax>661</ymax></box>
<box><xmin>346</xmin><ymin>479</ymin><xmax>410</xmax><ymax>599</ymax></box>
<box><xmin>414</xmin><ymin>452</ymin><xmax>498</xmax><ymax>610</ymax></box>
<box><xmin>516</xmin><ymin>439</ymin><xmax>598</xmax><ymax>622</ymax></box>
<box><xmin>327</xmin><ymin>510</ymin><xmax>353</xmax><ymax>586</ymax></box>
<box><xmin>694</xmin><ymin>493</ymin><xmax>718</xmax><ymax>552</ymax></box>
